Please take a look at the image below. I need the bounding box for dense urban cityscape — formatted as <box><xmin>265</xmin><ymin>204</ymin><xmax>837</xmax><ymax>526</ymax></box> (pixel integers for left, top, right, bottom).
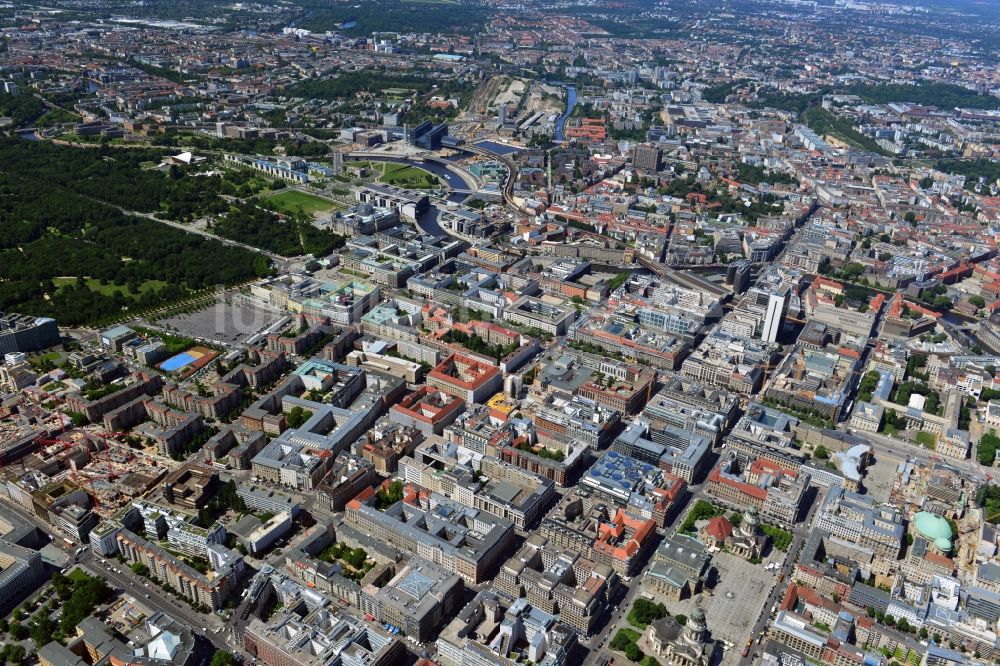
<box><xmin>0</xmin><ymin>1</ymin><xmax>999</xmax><ymax>666</ymax></box>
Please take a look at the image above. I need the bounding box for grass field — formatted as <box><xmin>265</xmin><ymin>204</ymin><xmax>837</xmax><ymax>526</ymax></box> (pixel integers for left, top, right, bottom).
<box><xmin>266</xmin><ymin>190</ymin><xmax>340</xmax><ymax>214</ymax></box>
<box><xmin>53</xmin><ymin>277</ymin><xmax>169</xmax><ymax>297</ymax></box>
<box><xmin>378</xmin><ymin>162</ymin><xmax>441</xmax><ymax>189</ymax></box>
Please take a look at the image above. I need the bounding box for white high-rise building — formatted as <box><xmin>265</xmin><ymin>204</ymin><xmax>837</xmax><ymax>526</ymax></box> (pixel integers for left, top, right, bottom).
<box><xmin>761</xmin><ymin>292</ymin><xmax>788</xmax><ymax>343</ymax></box>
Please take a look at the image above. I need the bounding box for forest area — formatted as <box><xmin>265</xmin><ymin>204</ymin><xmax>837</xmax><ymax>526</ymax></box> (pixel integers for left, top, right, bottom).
<box><xmin>0</xmin><ymin>139</ymin><xmax>271</xmax><ymax>325</ymax></box>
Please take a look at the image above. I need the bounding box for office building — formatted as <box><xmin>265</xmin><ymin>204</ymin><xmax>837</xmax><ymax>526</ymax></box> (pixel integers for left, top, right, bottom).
<box><xmin>359</xmin><ymin>556</ymin><xmax>463</xmax><ymax>642</ymax></box>
<box><xmin>581</xmin><ymin>451</ymin><xmax>686</xmax><ymax>527</ymax></box>
<box><xmin>345</xmin><ymin>491</ymin><xmax>515</xmax><ymax>584</ymax></box>
<box><xmin>0</xmin><ymin>356</ymin><xmax>36</xmax><ymax>392</ymax></box>
<box><xmin>761</xmin><ymin>292</ymin><xmax>787</xmax><ymax>343</ymax></box>
<box><xmin>706</xmin><ymin>451</ymin><xmax>809</xmax><ymax>526</ymax></box>
<box><xmin>612</xmin><ymin>421</ymin><xmax>712</xmax><ymax>483</ymax></box>
<box><xmin>503</xmin><ymin>296</ymin><xmax>575</xmax><ymax>336</ymax></box>
<box><xmin>0</xmin><ymin>313</ymin><xmax>59</xmax><ymax>354</ymax></box>
<box><xmin>406</xmin><ymin>121</ymin><xmax>449</xmax><ymax>150</ymax></box>
<box><xmin>244</xmin><ymin>512</ymin><xmax>293</xmax><ymax>554</ymax></box>
<box><xmin>0</xmin><ymin>540</ymin><xmax>46</xmax><ymax>614</ymax></box>
<box><xmin>814</xmin><ymin>486</ymin><xmax>905</xmax><ymax>558</ymax></box>
<box><xmin>244</xmin><ymin>606</ymin><xmax>404</xmax><ymax>666</ymax></box>
<box><xmin>428</xmin><ymin>353</ymin><xmax>502</xmax><ymax>404</ymax></box>
<box><xmin>540</xmin><ymin>491</ymin><xmax>656</xmax><ymax>577</ymax></box>
<box><xmin>436</xmin><ymin>591</ymin><xmax>578</xmax><ymax>666</ymax></box>
<box><xmin>494</xmin><ymin>535</ymin><xmax>614</xmax><ymax>636</ymax></box>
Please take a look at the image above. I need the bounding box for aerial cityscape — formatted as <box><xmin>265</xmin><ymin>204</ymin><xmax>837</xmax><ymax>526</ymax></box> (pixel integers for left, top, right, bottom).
<box><xmin>0</xmin><ymin>1</ymin><xmax>999</xmax><ymax>666</ymax></box>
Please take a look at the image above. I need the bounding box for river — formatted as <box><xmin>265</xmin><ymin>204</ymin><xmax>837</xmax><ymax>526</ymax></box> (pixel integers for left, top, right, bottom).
<box><xmin>554</xmin><ymin>85</ymin><xmax>577</xmax><ymax>142</ymax></box>
<box><xmin>346</xmin><ymin>154</ymin><xmax>476</xmax><ymax>237</ymax></box>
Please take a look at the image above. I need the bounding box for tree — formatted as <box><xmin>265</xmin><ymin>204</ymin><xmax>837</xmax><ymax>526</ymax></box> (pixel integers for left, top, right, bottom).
<box><xmin>814</xmin><ymin>445</ymin><xmax>829</xmax><ymax>459</ymax></box>
<box><xmin>58</xmin><ymin>572</ymin><xmax>112</xmax><ymax>634</ymax></box>
<box><xmin>969</xmin><ymin>295</ymin><xmax>986</xmax><ymax>309</ymax></box>
<box><xmin>628</xmin><ymin>599</ymin><xmax>668</xmax><ymax>626</ymax></box>
<box><xmin>285</xmin><ymin>406</ymin><xmax>312</xmax><ymax>429</ymax></box>
<box><xmin>28</xmin><ymin>614</ymin><xmax>55</xmax><ymax>646</ymax></box>
<box><xmin>919</xmin><ymin>627</ymin><xmax>929</xmax><ymax>640</ymax></box>
<box><xmin>932</xmin><ymin>295</ymin><xmax>953</xmax><ymax>311</ymax></box>
<box><xmin>131</xmin><ymin>562</ymin><xmax>151</xmax><ymax>577</ymax></box>
<box><xmin>375</xmin><ymin>480</ymin><xmax>404</xmax><ymax>509</ymax></box>
<box><xmin>1</xmin><ymin>645</ymin><xmax>26</xmax><ymax>666</ymax></box>
<box><xmin>841</xmin><ymin>262</ymin><xmax>865</xmax><ymax>279</ymax></box>
<box><xmin>210</xmin><ymin>651</ymin><xmax>237</xmax><ymax>666</ymax></box>
<box><xmin>624</xmin><ymin>642</ymin><xmax>643</xmax><ymax>662</ymax></box>
<box><xmin>904</xmin><ymin>212</ymin><xmax>916</xmax><ymax>223</ymax></box>
<box><xmin>610</xmin><ymin>632</ymin><xmax>631</xmax><ymax>651</ymax></box>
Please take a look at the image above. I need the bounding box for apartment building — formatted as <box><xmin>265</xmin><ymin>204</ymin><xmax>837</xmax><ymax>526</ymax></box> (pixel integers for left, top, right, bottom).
<box><xmin>116</xmin><ymin>529</ymin><xmax>244</xmax><ymax>611</ymax></box>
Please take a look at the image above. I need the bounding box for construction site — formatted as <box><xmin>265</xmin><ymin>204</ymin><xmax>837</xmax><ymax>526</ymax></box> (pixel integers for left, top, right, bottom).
<box><xmin>1</xmin><ymin>428</ymin><xmax>174</xmax><ymax>538</ymax></box>
<box><xmin>457</xmin><ymin>75</ymin><xmax>566</xmax><ymax>140</ymax></box>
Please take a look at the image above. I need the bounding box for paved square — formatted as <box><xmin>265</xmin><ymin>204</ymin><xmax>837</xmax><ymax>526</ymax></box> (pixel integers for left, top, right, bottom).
<box><xmin>649</xmin><ymin>551</ymin><xmax>773</xmax><ymax>646</ymax></box>
<box><xmin>701</xmin><ymin>552</ymin><xmax>773</xmax><ymax>644</ymax></box>
<box><xmin>863</xmin><ymin>453</ymin><xmax>905</xmax><ymax>503</ymax></box>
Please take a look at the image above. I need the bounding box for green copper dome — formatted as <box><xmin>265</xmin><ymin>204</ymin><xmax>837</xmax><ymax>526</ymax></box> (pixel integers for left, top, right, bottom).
<box><xmin>913</xmin><ymin>511</ymin><xmax>952</xmax><ymax>552</ymax></box>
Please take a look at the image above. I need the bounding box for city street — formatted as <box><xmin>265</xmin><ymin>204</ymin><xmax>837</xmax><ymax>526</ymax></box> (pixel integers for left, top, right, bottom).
<box><xmin>0</xmin><ymin>497</ymin><xmax>246</xmax><ymax>658</ymax></box>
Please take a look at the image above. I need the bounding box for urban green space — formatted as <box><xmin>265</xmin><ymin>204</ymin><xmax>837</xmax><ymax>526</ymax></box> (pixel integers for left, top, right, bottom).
<box><xmin>265</xmin><ymin>189</ymin><xmax>341</xmax><ymax>215</ymax></box>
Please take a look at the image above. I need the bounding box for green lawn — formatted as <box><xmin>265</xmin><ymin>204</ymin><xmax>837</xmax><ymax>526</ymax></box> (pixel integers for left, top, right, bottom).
<box><xmin>67</xmin><ymin>568</ymin><xmax>89</xmax><ymax>583</ymax></box>
<box><xmin>53</xmin><ymin>277</ymin><xmax>169</xmax><ymax>297</ymax></box>
<box><xmin>266</xmin><ymin>190</ymin><xmax>340</xmax><ymax>215</ymax></box>
<box><xmin>378</xmin><ymin>162</ymin><xmax>441</xmax><ymax>189</ymax></box>
<box><xmin>915</xmin><ymin>431</ymin><xmax>936</xmax><ymax>449</ymax></box>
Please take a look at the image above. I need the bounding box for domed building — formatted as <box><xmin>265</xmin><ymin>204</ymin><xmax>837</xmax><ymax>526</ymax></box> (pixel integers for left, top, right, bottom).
<box><xmin>698</xmin><ymin>507</ymin><xmax>766</xmax><ymax>560</ymax></box>
<box><xmin>912</xmin><ymin>511</ymin><xmax>953</xmax><ymax>554</ymax></box>
<box><xmin>642</xmin><ymin>606</ymin><xmax>716</xmax><ymax>666</ymax></box>
<box><xmin>729</xmin><ymin>506</ymin><xmax>766</xmax><ymax>560</ymax></box>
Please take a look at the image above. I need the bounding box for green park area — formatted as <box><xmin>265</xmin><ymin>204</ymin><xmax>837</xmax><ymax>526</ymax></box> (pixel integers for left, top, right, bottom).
<box><xmin>266</xmin><ymin>190</ymin><xmax>340</xmax><ymax>215</ymax></box>
<box><xmin>379</xmin><ymin>162</ymin><xmax>441</xmax><ymax>189</ymax></box>
<box><xmin>53</xmin><ymin>277</ymin><xmax>169</xmax><ymax>297</ymax></box>
<box><xmin>348</xmin><ymin>160</ymin><xmax>441</xmax><ymax>189</ymax></box>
